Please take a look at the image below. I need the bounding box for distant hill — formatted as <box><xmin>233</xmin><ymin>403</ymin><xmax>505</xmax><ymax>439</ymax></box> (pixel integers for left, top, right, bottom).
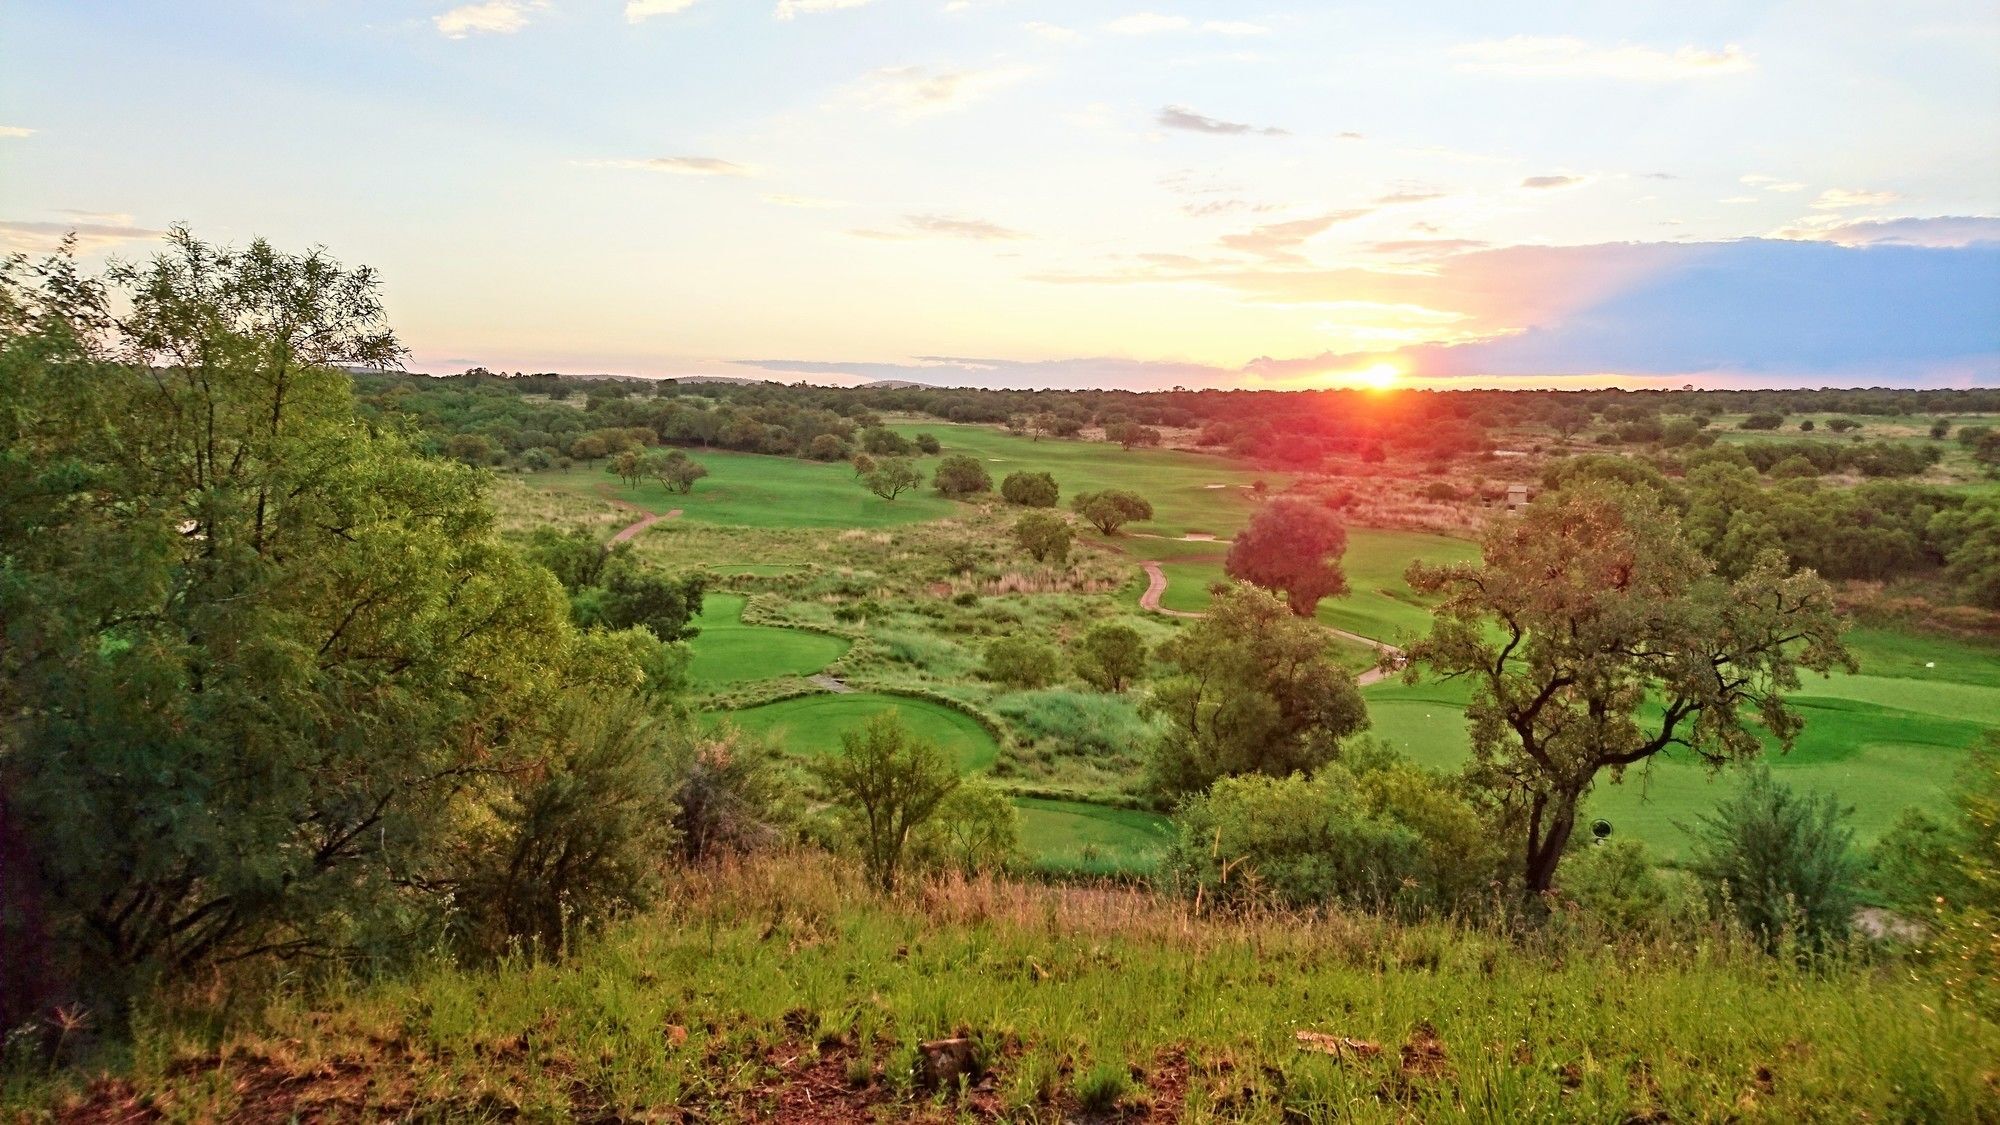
<box><xmin>856</xmin><ymin>379</ymin><xmax>936</xmax><ymax>389</ymax></box>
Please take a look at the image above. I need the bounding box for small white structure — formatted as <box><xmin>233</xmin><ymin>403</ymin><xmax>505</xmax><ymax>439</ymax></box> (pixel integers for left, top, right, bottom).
<box><xmin>1505</xmin><ymin>484</ymin><xmax>1530</xmax><ymax>513</ymax></box>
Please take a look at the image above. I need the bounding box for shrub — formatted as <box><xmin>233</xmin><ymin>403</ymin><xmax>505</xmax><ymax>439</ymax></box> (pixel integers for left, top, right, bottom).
<box><xmin>912</xmin><ymin>778</ymin><xmax>1021</xmax><ymax>875</ymax></box>
<box><xmin>1162</xmin><ymin>755</ymin><xmax>1498</xmax><ymax>915</ymax></box>
<box><xmin>1420</xmin><ymin>481</ymin><xmax>1461</xmax><ymax>501</ymax></box>
<box><xmin>1556</xmin><ymin>838</ymin><xmax>1691</xmax><ymax>933</ymax></box>
<box><xmin>1014</xmin><ymin>511</ymin><xmax>1073</xmax><ymax>564</ymax></box>
<box><xmin>913</xmin><ymin>432</ymin><xmax>941</xmax><ymax>455</ymax></box>
<box><xmin>1000</xmin><ymin>470</ymin><xmax>1059</xmax><ymax>507</ymax></box>
<box><xmin>668</xmin><ymin>729</ymin><xmax>793</xmax><ymax>863</ymax></box>
<box><xmin>1075</xmin><ymin>623</ymin><xmax>1145</xmax><ymax>692</ymax></box>
<box><xmin>454</xmin><ymin>692</ymin><xmax>683</xmax><ymax>960</ymax></box>
<box><xmin>805</xmin><ymin>433</ymin><xmax>849</xmax><ymax>461</ymax></box>
<box><xmin>982</xmin><ymin>636</ymin><xmax>1061</xmax><ymax>688</ymax></box>
<box><xmin>932</xmin><ymin>454</ymin><xmax>992</xmax><ymax>498</ymax></box>
<box><xmin>1071</xmin><ymin>489</ymin><xmax>1153</xmax><ymax>535</ymax></box>
<box><xmin>1740</xmin><ymin>412</ymin><xmax>1785</xmax><ymax>430</ymax></box>
<box><xmin>860</xmin><ymin>427</ymin><xmax>912</xmax><ymax>456</ymax></box>
<box><xmin>1685</xmin><ymin>769</ymin><xmax>1862</xmax><ymax>954</ymax></box>
<box><xmin>992</xmin><ymin>689</ymin><xmax>1152</xmax><ymax>762</ymax></box>
<box><xmin>813</xmin><ymin>711</ymin><xmax>959</xmax><ymax>893</ymax></box>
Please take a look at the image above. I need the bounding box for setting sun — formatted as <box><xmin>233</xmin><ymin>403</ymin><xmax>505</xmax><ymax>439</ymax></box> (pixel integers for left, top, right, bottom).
<box><xmin>1356</xmin><ymin>361</ymin><xmax>1403</xmax><ymax>390</ymax></box>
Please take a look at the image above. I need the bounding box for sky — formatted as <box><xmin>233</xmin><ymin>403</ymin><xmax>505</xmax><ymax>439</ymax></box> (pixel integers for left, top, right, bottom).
<box><xmin>2</xmin><ymin>1</ymin><xmax>1997</xmax><ymax>390</ymax></box>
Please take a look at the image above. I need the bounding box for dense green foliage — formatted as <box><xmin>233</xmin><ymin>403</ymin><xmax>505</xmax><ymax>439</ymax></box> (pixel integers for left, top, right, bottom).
<box><xmin>999</xmin><ymin>469</ymin><xmax>1059</xmax><ymax>507</ymax></box>
<box><xmin>813</xmin><ymin>712</ymin><xmax>960</xmax><ymax>892</ymax></box>
<box><xmin>1685</xmin><ymin>769</ymin><xmax>1863</xmax><ymax>953</ymax></box>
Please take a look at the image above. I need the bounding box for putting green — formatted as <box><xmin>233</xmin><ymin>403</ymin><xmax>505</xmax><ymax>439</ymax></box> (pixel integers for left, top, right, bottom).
<box><xmin>718</xmin><ymin>692</ymin><xmax>999</xmax><ymax>773</ymax></box>
<box><xmin>688</xmin><ymin>594</ymin><xmax>849</xmax><ymax>685</ymax></box>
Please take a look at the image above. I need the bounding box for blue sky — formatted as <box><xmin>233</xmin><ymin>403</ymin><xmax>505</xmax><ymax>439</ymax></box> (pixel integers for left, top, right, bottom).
<box><xmin>2</xmin><ymin>1</ymin><xmax>1996</xmax><ymax>388</ymax></box>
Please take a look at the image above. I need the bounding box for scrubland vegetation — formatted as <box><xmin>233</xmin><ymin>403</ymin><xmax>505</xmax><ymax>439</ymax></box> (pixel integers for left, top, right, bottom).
<box><xmin>4</xmin><ymin>232</ymin><xmax>1997</xmax><ymax>1120</ymax></box>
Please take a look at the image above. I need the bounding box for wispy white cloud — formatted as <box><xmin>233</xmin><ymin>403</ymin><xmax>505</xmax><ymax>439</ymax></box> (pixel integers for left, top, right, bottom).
<box><xmin>1106</xmin><ymin>12</ymin><xmax>1268</xmax><ymax>35</ymax></box>
<box><xmin>1219</xmin><ymin>211</ymin><xmax>1371</xmax><ymax>261</ymax></box>
<box><xmin>1157</xmin><ymin>105</ymin><xmax>1287</xmax><ymax>136</ymax></box>
<box><xmin>0</xmin><ymin>125</ymin><xmax>35</xmax><ymax>139</ymax></box>
<box><xmin>626</xmin><ymin>0</ymin><xmax>700</xmax><ymax>22</ymax></box>
<box><xmin>1811</xmin><ymin>187</ymin><xmax>1902</xmax><ymax>210</ymax></box>
<box><xmin>577</xmin><ymin>156</ymin><xmax>756</xmax><ymax>176</ymax></box>
<box><xmin>1451</xmin><ymin>36</ymin><xmax>1753</xmax><ymax>80</ymax></box>
<box><xmin>434</xmin><ymin>0</ymin><xmax>546</xmax><ymax>38</ymax></box>
<box><xmin>0</xmin><ymin>219</ymin><xmax>167</xmax><ymax>252</ymax></box>
<box><xmin>1770</xmin><ymin>214</ymin><xmax>2000</xmax><ymax>247</ymax></box>
<box><xmin>837</xmin><ymin>65</ymin><xmax>1029</xmax><ymax>117</ymax></box>
<box><xmin>1521</xmin><ymin>174</ymin><xmax>1591</xmax><ymax>190</ymax></box>
<box><xmin>1719</xmin><ymin>195</ymin><xmax>1760</xmax><ymax>204</ymax></box>
<box><xmin>762</xmin><ymin>192</ymin><xmax>845</xmax><ymax>208</ymax></box>
<box><xmin>775</xmin><ymin>0</ymin><xmax>874</xmax><ymax>20</ymax></box>
<box><xmin>1024</xmin><ymin>21</ymin><xmax>1083</xmax><ymax>43</ymax></box>
<box><xmin>848</xmin><ymin>214</ymin><xmax>1027</xmax><ymax>241</ymax></box>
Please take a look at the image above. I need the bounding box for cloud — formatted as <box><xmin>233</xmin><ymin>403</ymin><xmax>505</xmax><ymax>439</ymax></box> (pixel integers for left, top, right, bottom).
<box><xmin>434</xmin><ymin>0</ymin><xmax>546</xmax><ymax>38</ymax></box>
<box><xmin>627</xmin><ymin>0</ymin><xmax>700</xmax><ymax>21</ymax></box>
<box><xmin>1365</xmin><ymin>238</ymin><xmax>1488</xmax><ymax>259</ymax></box>
<box><xmin>1106</xmin><ymin>12</ymin><xmax>1188</xmax><ymax>34</ymax></box>
<box><xmin>1219</xmin><ymin>211</ymin><xmax>1372</xmax><ymax>261</ymax></box>
<box><xmin>1375</xmin><ymin>188</ymin><xmax>1449</xmax><ymax>205</ymax></box>
<box><xmin>1105</xmin><ymin>13</ymin><xmax>1269</xmax><ymax>35</ymax></box>
<box><xmin>1521</xmin><ymin>174</ymin><xmax>1590</xmax><ymax>190</ymax></box>
<box><xmin>1450</xmin><ymin>36</ymin><xmax>1753</xmax><ymax>80</ymax></box>
<box><xmin>775</xmin><ymin>0</ymin><xmax>873</xmax><ymax>18</ymax></box>
<box><xmin>1180</xmin><ymin>198</ymin><xmax>1283</xmax><ymax>217</ymax></box>
<box><xmin>1157</xmin><ymin>105</ymin><xmax>1287</xmax><ymax>136</ymax></box>
<box><xmin>1743</xmin><ymin>174</ymin><xmax>1807</xmax><ymax>192</ymax></box>
<box><xmin>839</xmin><ymin>65</ymin><xmax>1027</xmax><ymax>117</ymax></box>
<box><xmin>1023</xmin><ymin>21</ymin><xmax>1082</xmax><ymax>43</ymax></box>
<box><xmin>848</xmin><ymin>214</ymin><xmax>1027</xmax><ymax>241</ymax></box>
<box><xmin>0</xmin><ymin>219</ymin><xmax>167</xmax><ymax>253</ymax></box>
<box><xmin>578</xmin><ymin>156</ymin><xmax>755</xmax><ymax>176</ymax></box>
<box><xmin>0</xmin><ymin>126</ymin><xmax>34</xmax><ymax>139</ymax></box>
<box><xmin>1769</xmin><ymin>215</ymin><xmax>2000</xmax><ymax>248</ymax></box>
<box><xmin>762</xmin><ymin>193</ymin><xmax>845</xmax><ymax>209</ymax></box>
<box><xmin>1811</xmin><ymin>187</ymin><xmax>1902</xmax><ymax>210</ymax></box>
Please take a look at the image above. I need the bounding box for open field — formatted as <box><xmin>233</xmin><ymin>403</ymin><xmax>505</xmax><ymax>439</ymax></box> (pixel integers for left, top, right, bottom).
<box><xmin>35</xmin><ymin>858</ymin><xmax>1994</xmax><ymax>1122</ymax></box>
<box><xmin>887</xmin><ymin>422</ymin><xmax>1282</xmax><ymax>537</ymax></box>
<box><xmin>532</xmin><ymin>455</ymin><xmax>958</xmax><ymax>529</ymax></box>
<box><xmin>687</xmin><ymin>594</ymin><xmax>849</xmax><ymax>686</ymax></box>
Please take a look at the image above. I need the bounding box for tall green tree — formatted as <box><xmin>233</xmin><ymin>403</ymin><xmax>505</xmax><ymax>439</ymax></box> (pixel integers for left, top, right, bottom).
<box><xmin>1403</xmin><ymin>481</ymin><xmax>1851</xmax><ymax>899</ymax></box>
<box><xmin>0</xmin><ymin>232</ymin><xmax>656</xmax><ymax>1009</ymax></box>
<box><xmin>1143</xmin><ymin>585</ymin><xmax>1368</xmax><ymax>798</ymax></box>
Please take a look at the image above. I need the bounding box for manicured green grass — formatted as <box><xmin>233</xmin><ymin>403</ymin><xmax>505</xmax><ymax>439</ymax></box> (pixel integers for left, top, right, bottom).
<box><xmin>889</xmin><ymin>423</ymin><xmax>1279</xmax><ymax>536</ymax></box>
<box><xmin>717</xmin><ymin>692</ymin><xmax>999</xmax><ymax>773</ymax></box>
<box><xmin>687</xmin><ymin>594</ymin><xmax>849</xmax><ymax>686</ymax></box>
<box><xmin>531</xmin><ymin>454</ymin><xmax>958</xmax><ymax>529</ymax></box>
<box><xmin>1142</xmin><ymin>529</ymin><xmax>1480</xmax><ymax>644</ymax></box>
<box><xmin>1013</xmin><ymin>797</ymin><xmax>1172</xmax><ymax>872</ymax></box>
<box><xmin>1362</xmin><ymin>664</ymin><xmax>1999</xmax><ymax>859</ymax></box>
<box><xmin>56</xmin><ymin>858</ymin><xmax>1994</xmax><ymax>1121</ymax></box>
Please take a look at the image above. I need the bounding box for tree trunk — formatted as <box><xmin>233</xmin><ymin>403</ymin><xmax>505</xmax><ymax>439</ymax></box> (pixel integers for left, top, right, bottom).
<box><xmin>1524</xmin><ymin>788</ymin><xmax>1582</xmax><ymax>898</ymax></box>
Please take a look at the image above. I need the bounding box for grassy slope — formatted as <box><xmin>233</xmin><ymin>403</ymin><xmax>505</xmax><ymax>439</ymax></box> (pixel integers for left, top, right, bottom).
<box><xmin>717</xmin><ymin>693</ymin><xmax>1000</xmax><ymax>773</ymax></box>
<box><xmin>687</xmin><ymin>593</ymin><xmax>849</xmax><ymax>686</ymax></box>
<box><xmin>43</xmin><ymin>860</ymin><xmax>1996</xmax><ymax>1122</ymax></box>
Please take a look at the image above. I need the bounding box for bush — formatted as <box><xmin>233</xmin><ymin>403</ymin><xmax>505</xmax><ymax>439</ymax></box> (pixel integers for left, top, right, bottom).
<box><xmin>1556</xmin><ymin>838</ymin><xmax>1694</xmax><ymax>933</ymax></box>
<box><xmin>1075</xmin><ymin>623</ymin><xmax>1145</xmax><ymax>692</ymax></box>
<box><xmin>1071</xmin><ymin>489</ymin><xmax>1153</xmax><ymax>535</ymax></box>
<box><xmin>912</xmin><ymin>778</ymin><xmax>1021</xmax><ymax>875</ymax></box>
<box><xmin>813</xmin><ymin>712</ymin><xmax>959</xmax><ymax>893</ymax></box>
<box><xmin>805</xmin><ymin>433</ymin><xmax>850</xmax><ymax>461</ymax></box>
<box><xmin>913</xmin><ymin>432</ymin><xmax>941</xmax><ymax>455</ymax></box>
<box><xmin>1685</xmin><ymin>769</ymin><xmax>1861</xmax><ymax>954</ymax></box>
<box><xmin>1740</xmin><ymin>412</ymin><xmax>1785</xmax><ymax>430</ymax></box>
<box><xmin>982</xmin><ymin>636</ymin><xmax>1061</xmax><ymax>688</ymax></box>
<box><xmin>992</xmin><ymin>689</ymin><xmax>1153</xmax><ymax>762</ymax></box>
<box><xmin>668</xmin><ymin>728</ymin><xmax>793</xmax><ymax>863</ymax></box>
<box><xmin>1014</xmin><ymin>510</ymin><xmax>1073</xmax><ymax>564</ymax></box>
<box><xmin>454</xmin><ymin>692</ymin><xmax>682</xmax><ymax>960</ymax></box>
<box><xmin>1000</xmin><ymin>470</ymin><xmax>1060</xmax><ymax>507</ymax></box>
<box><xmin>1162</xmin><ymin>755</ymin><xmax>1500</xmax><ymax>915</ymax></box>
<box><xmin>932</xmin><ymin>454</ymin><xmax>993</xmax><ymax>498</ymax></box>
